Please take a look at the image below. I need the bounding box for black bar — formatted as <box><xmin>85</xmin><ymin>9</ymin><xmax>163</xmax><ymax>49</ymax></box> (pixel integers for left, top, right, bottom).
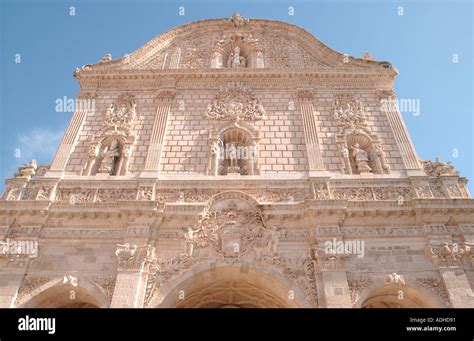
<box><xmin>0</xmin><ymin>308</ymin><xmax>472</xmax><ymax>340</ymax></box>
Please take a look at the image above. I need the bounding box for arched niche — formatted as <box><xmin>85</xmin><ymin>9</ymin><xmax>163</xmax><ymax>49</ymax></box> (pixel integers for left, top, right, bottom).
<box><xmin>336</xmin><ymin>128</ymin><xmax>390</xmax><ymax>175</ymax></box>
<box><xmin>208</xmin><ymin>123</ymin><xmax>260</xmax><ymax>176</ymax></box>
<box><xmin>211</xmin><ymin>34</ymin><xmax>264</xmax><ymax>69</ymax></box>
<box><xmin>83</xmin><ymin>134</ymin><xmax>134</xmax><ymax>176</ymax></box>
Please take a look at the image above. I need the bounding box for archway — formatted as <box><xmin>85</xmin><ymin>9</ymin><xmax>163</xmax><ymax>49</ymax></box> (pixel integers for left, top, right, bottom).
<box><xmin>360</xmin><ymin>285</ymin><xmax>443</xmax><ymax>308</ymax></box>
<box><xmin>155</xmin><ymin>264</ymin><xmax>310</xmax><ymax>308</ymax></box>
<box><xmin>18</xmin><ymin>278</ymin><xmax>107</xmax><ymax>308</ymax></box>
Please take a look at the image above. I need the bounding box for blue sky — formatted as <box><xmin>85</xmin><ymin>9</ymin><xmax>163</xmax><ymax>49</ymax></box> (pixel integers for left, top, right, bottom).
<box><xmin>0</xmin><ymin>0</ymin><xmax>472</xmax><ymax>192</ymax></box>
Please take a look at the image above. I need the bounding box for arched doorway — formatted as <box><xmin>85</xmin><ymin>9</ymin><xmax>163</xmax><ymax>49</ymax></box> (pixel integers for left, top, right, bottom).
<box><xmin>156</xmin><ymin>265</ymin><xmax>309</xmax><ymax>308</ymax></box>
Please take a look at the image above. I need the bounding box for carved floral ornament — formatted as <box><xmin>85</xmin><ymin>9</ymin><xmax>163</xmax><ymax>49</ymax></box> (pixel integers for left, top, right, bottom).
<box><xmin>206</xmin><ymin>85</ymin><xmax>266</xmax><ymax>121</ymax></box>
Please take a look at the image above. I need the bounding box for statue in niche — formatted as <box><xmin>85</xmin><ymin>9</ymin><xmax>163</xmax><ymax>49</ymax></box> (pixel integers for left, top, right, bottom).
<box><xmin>233</xmin><ymin>46</ymin><xmax>241</xmax><ymax>66</ymax></box>
<box><xmin>98</xmin><ymin>139</ymin><xmax>121</xmax><ymax>175</ymax></box>
<box><xmin>227</xmin><ymin>143</ymin><xmax>240</xmax><ymax>174</ymax></box>
<box><xmin>351</xmin><ymin>143</ymin><xmax>372</xmax><ymax>173</ymax></box>
<box><xmin>227</xmin><ymin>46</ymin><xmax>246</xmax><ymax>68</ymax></box>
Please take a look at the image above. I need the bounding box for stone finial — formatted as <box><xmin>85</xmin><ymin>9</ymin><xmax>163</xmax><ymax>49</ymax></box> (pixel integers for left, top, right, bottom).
<box><xmin>421</xmin><ymin>158</ymin><xmax>459</xmax><ymax>177</ymax></box>
<box><xmin>229</xmin><ymin>13</ymin><xmax>249</xmax><ymax>27</ymax></box>
<box><xmin>363</xmin><ymin>51</ymin><xmax>374</xmax><ymax>61</ymax></box>
<box><xmin>101</xmin><ymin>53</ymin><xmax>112</xmax><ymax>63</ymax></box>
<box><xmin>14</xmin><ymin>160</ymin><xmax>37</xmax><ymax>178</ymax></box>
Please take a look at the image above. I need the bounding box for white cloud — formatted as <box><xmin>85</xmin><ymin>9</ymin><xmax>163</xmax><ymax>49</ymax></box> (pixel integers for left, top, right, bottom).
<box><xmin>16</xmin><ymin>128</ymin><xmax>63</xmax><ymax>162</ymax></box>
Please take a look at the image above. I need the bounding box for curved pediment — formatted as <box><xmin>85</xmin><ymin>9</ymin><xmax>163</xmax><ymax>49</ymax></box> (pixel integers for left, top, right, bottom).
<box><xmin>79</xmin><ymin>14</ymin><xmax>392</xmax><ymax>73</ymax></box>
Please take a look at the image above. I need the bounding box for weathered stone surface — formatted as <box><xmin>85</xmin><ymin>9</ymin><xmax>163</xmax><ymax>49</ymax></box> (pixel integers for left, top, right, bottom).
<box><xmin>0</xmin><ymin>14</ymin><xmax>472</xmax><ymax>308</ymax></box>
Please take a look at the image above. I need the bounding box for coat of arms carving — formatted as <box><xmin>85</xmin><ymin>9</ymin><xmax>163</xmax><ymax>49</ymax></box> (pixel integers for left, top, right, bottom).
<box><xmin>183</xmin><ymin>200</ymin><xmax>277</xmax><ymax>259</ymax></box>
<box><xmin>206</xmin><ymin>86</ymin><xmax>266</xmax><ymax>122</ymax></box>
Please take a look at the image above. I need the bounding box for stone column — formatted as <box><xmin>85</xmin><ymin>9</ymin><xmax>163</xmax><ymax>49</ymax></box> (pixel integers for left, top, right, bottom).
<box><xmin>439</xmin><ymin>268</ymin><xmax>474</xmax><ymax>307</ymax></box>
<box><xmin>377</xmin><ymin>90</ymin><xmax>423</xmax><ymax>175</ymax></box>
<box><xmin>318</xmin><ymin>260</ymin><xmax>352</xmax><ymax>307</ymax></box>
<box><xmin>425</xmin><ymin>241</ymin><xmax>474</xmax><ymax>307</ymax></box>
<box><xmin>142</xmin><ymin>90</ymin><xmax>175</xmax><ymax>177</ymax></box>
<box><xmin>295</xmin><ymin>89</ymin><xmax>326</xmax><ymax>177</ymax></box>
<box><xmin>0</xmin><ymin>224</ymin><xmax>41</xmax><ymax>307</ymax></box>
<box><xmin>0</xmin><ymin>260</ymin><xmax>30</xmax><ymax>307</ymax></box>
<box><xmin>313</xmin><ymin>242</ymin><xmax>352</xmax><ymax>307</ymax></box>
<box><xmin>48</xmin><ymin>110</ymin><xmax>88</xmax><ymax>176</ymax></box>
<box><xmin>111</xmin><ymin>230</ymin><xmax>156</xmax><ymax>308</ymax></box>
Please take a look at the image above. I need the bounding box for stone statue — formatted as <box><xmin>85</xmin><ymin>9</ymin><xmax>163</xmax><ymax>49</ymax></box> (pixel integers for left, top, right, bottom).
<box><xmin>227</xmin><ymin>143</ymin><xmax>240</xmax><ymax>174</ymax></box>
<box><xmin>101</xmin><ymin>53</ymin><xmax>112</xmax><ymax>62</ymax></box>
<box><xmin>88</xmin><ymin>143</ymin><xmax>100</xmax><ymax>158</ymax></box>
<box><xmin>98</xmin><ymin>139</ymin><xmax>121</xmax><ymax>175</ymax></box>
<box><xmin>62</xmin><ymin>276</ymin><xmax>78</xmax><ymax>287</ymax></box>
<box><xmin>384</xmin><ymin>272</ymin><xmax>405</xmax><ymax>286</ymax></box>
<box><xmin>227</xmin><ymin>53</ymin><xmax>234</xmax><ymax>68</ymax></box>
<box><xmin>227</xmin><ymin>46</ymin><xmax>246</xmax><ymax>68</ymax></box>
<box><xmin>229</xmin><ymin>13</ymin><xmax>249</xmax><ymax>27</ymax></box>
<box><xmin>363</xmin><ymin>51</ymin><xmax>374</xmax><ymax>61</ymax></box>
<box><xmin>184</xmin><ymin>226</ymin><xmax>202</xmax><ymax>257</ymax></box>
<box><xmin>145</xmin><ymin>245</ymin><xmax>157</xmax><ymax>263</ymax></box>
<box><xmin>239</xmin><ymin>55</ymin><xmax>246</xmax><ymax>67</ymax></box>
<box><xmin>232</xmin><ymin>46</ymin><xmax>241</xmax><ymax>67</ymax></box>
<box><xmin>352</xmin><ymin>143</ymin><xmax>372</xmax><ymax>173</ymax></box>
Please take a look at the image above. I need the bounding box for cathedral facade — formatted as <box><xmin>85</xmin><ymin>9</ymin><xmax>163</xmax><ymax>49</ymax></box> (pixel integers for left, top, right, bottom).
<box><xmin>1</xmin><ymin>14</ymin><xmax>473</xmax><ymax>308</ymax></box>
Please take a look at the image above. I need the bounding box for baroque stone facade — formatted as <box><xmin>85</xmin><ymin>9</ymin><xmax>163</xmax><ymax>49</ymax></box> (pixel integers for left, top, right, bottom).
<box><xmin>1</xmin><ymin>14</ymin><xmax>473</xmax><ymax>308</ymax></box>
